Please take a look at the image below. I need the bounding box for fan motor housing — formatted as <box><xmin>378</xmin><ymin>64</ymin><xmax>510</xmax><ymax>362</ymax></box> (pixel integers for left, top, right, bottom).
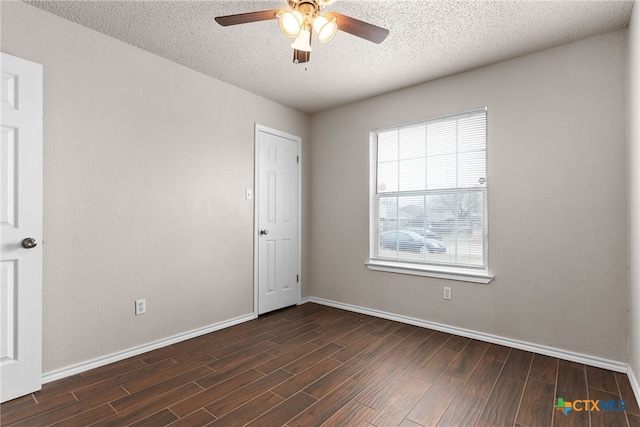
<box><xmin>289</xmin><ymin>0</ymin><xmax>321</xmax><ymax>14</ymax></box>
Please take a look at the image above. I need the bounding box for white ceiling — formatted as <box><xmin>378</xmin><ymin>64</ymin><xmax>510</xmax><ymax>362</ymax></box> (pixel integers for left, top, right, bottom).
<box><xmin>25</xmin><ymin>0</ymin><xmax>634</xmax><ymax>114</ymax></box>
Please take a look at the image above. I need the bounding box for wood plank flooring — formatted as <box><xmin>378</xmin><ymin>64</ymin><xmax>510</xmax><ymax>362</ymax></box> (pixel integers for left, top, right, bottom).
<box><xmin>2</xmin><ymin>303</ymin><xmax>639</xmax><ymax>426</ymax></box>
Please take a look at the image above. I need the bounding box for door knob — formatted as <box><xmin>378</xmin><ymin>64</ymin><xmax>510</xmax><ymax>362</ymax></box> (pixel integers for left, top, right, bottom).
<box><xmin>21</xmin><ymin>237</ymin><xmax>37</xmax><ymax>249</ymax></box>
<box><xmin>260</xmin><ymin>230</ymin><xmax>268</xmax><ymax>235</ymax></box>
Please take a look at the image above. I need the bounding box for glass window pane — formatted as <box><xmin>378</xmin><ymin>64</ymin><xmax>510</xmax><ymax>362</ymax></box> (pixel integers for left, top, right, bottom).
<box><xmin>427</xmin><ymin>120</ymin><xmax>456</xmax><ymax>156</ymax></box>
<box><xmin>458</xmin><ymin>151</ymin><xmax>486</xmax><ymax>187</ymax></box>
<box><xmin>458</xmin><ymin>114</ymin><xmax>486</xmax><ymax>153</ymax></box>
<box><xmin>399</xmin><ymin>158</ymin><xmax>425</xmax><ymax>191</ymax></box>
<box><xmin>427</xmin><ymin>154</ymin><xmax>456</xmax><ymax>190</ymax></box>
<box><xmin>399</xmin><ymin>124</ymin><xmax>425</xmax><ymax>160</ymax></box>
<box><xmin>377</xmin><ymin>161</ymin><xmax>398</xmax><ymax>193</ymax></box>
<box><xmin>377</xmin><ymin>130</ymin><xmax>398</xmax><ymax>163</ymax></box>
<box><xmin>378</xmin><ymin>196</ymin><xmax>399</xmax><ymax>232</ymax></box>
<box><xmin>398</xmin><ymin>195</ymin><xmax>426</xmax><ymax>228</ymax></box>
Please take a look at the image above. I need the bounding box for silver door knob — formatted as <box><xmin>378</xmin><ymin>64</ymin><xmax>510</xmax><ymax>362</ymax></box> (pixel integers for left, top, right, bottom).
<box><xmin>260</xmin><ymin>230</ymin><xmax>268</xmax><ymax>235</ymax></box>
<box><xmin>22</xmin><ymin>237</ymin><xmax>37</xmax><ymax>249</ymax></box>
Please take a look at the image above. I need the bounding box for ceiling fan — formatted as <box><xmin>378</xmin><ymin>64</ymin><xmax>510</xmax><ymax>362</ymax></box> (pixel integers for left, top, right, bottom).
<box><xmin>215</xmin><ymin>0</ymin><xmax>389</xmax><ymax>64</ymax></box>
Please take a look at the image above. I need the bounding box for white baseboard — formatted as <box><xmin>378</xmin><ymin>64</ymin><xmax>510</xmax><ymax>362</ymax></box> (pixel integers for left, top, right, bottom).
<box><xmin>305</xmin><ymin>296</ymin><xmax>629</xmax><ymax>373</ymax></box>
<box><xmin>299</xmin><ymin>296</ymin><xmax>312</xmax><ymax>305</ymax></box>
<box><xmin>628</xmin><ymin>366</ymin><xmax>640</xmax><ymax>403</ymax></box>
<box><xmin>41</xmin><ymin>312</ymin><xmax>256</xmax><ymax>384</ymax></box>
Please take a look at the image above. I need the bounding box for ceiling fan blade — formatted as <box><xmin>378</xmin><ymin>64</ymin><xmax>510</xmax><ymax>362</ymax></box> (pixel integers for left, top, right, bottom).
<box><xmin>326</xmin><ymin>12</ymin><xmax>389</xmax><ymax>44</ymax></box>
<box><xmin>293</xmin><ymin>49</ymin><xmax>310</xmax><ymax>64</ymax></box>
<box><xmin>215</xmin><ymin>9</ymin><xmax>280</xmax><ymax>26</ymax></box>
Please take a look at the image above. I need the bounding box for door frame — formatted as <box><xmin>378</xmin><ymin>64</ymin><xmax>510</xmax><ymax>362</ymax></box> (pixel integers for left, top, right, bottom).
<box><xmin>253</xmin><ymin>124</ymin><xmax>302</xmax><ymax>317</ymax></box>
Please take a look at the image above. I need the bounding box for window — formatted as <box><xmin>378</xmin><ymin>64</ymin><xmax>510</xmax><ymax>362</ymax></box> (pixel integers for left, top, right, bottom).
<box><xmin>367</xmin><ymin>108</ymin><xmax>492</xmax><ymax>283</ymax></box>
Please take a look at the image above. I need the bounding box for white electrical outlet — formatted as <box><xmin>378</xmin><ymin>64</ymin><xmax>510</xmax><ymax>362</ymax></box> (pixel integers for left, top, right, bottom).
<box><xmin>443</xmin><ymin>287</ymin><xmax>452</xmax><ymax>300</ymax></box>
<box><xmin>135</xmin><ymin>299</ymin><xmax>146</xmax><ymax>315</ymax></box>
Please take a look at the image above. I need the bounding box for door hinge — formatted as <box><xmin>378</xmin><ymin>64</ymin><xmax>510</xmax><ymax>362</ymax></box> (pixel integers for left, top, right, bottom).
<box><xmin>297</xmin><ymin>155</ymin><xmax>299</xmax><ymax>164</ymax></box>
<box><xmin>296</xmin><ymin>274</ymin><xmax>299</xmax><ymax>283</ymax></box>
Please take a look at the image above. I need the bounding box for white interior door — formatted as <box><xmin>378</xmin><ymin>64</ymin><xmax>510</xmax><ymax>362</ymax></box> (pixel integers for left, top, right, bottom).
<box><xmin>1</xmin><ymin>52</ymin><xmax>43</xmax><ymax>403</ymax></box>
<box><xmin>255</xmin><ymin>125</ymin><xmax>300</xmax><ymax>315</ymax></box>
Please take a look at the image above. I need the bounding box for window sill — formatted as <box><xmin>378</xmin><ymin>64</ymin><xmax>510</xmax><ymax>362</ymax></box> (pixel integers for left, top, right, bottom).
<box><xmin>365</xmin><ymin>260</ymin><xmax>494</xmax><ymax>284</ymax></box>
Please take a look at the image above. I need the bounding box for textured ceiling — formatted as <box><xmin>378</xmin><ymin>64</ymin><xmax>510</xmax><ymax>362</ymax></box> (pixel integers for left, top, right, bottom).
<box><xmin>25</xmin><ymin>0</ymin><xmax>634</xmax><ymax>114</ymax></box>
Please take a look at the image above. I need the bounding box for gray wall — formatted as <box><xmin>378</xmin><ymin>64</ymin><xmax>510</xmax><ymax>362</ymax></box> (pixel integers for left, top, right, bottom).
<box><xmin>628</xmin><ymin>3</ymin><xmax>640</xmax><ymax>382</ymax></box>
<box><xmin>309</xmin><ymin>30</ymin><xmax>628</xmax><ymax>362</ymax></box>
<box><xmin>1</xmin><ymin>2</ymin><xmax>310</xmax><ymax>373</ymax></box>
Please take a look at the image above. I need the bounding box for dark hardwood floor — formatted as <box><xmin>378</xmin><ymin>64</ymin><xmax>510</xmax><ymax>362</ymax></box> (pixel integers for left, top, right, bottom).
<box><xmin>2</xmin><ymin>303</ymin><xmax>639</xmax><ymax>426</ymax></box>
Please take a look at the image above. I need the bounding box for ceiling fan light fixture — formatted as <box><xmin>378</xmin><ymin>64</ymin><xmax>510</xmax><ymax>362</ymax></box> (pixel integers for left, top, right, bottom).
<box><xmin>313</xmin><ymin>15</ymin><xmax>337</xmax><ymax>44</ymax></box>
<box><xmin>278</xmin><ymin>10</ymin><xmax>304</xmax><ymax>38</ymax></box>
<box><xmin>290</xmin><ymin>27</ymin><xmax>312</xmax><ymax>52</ymax></box>
<box><xmin>215</xmin><ymin>1</ymin><xmax>390</xmax><ymax>64</ymax></box>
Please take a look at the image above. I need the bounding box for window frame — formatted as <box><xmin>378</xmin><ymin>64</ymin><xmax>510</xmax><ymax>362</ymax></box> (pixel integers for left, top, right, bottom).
<box><xmin>366</xmin><ymin>108</ymin><xmax>494</xmax><ymax>284</ymax></box>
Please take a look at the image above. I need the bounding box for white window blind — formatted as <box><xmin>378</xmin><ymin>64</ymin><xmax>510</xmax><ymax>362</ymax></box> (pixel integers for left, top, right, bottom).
<box><xmin>370</xmin><ymin>108</ymin><xmax>488</xmax><ymax>273</ymax></box>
